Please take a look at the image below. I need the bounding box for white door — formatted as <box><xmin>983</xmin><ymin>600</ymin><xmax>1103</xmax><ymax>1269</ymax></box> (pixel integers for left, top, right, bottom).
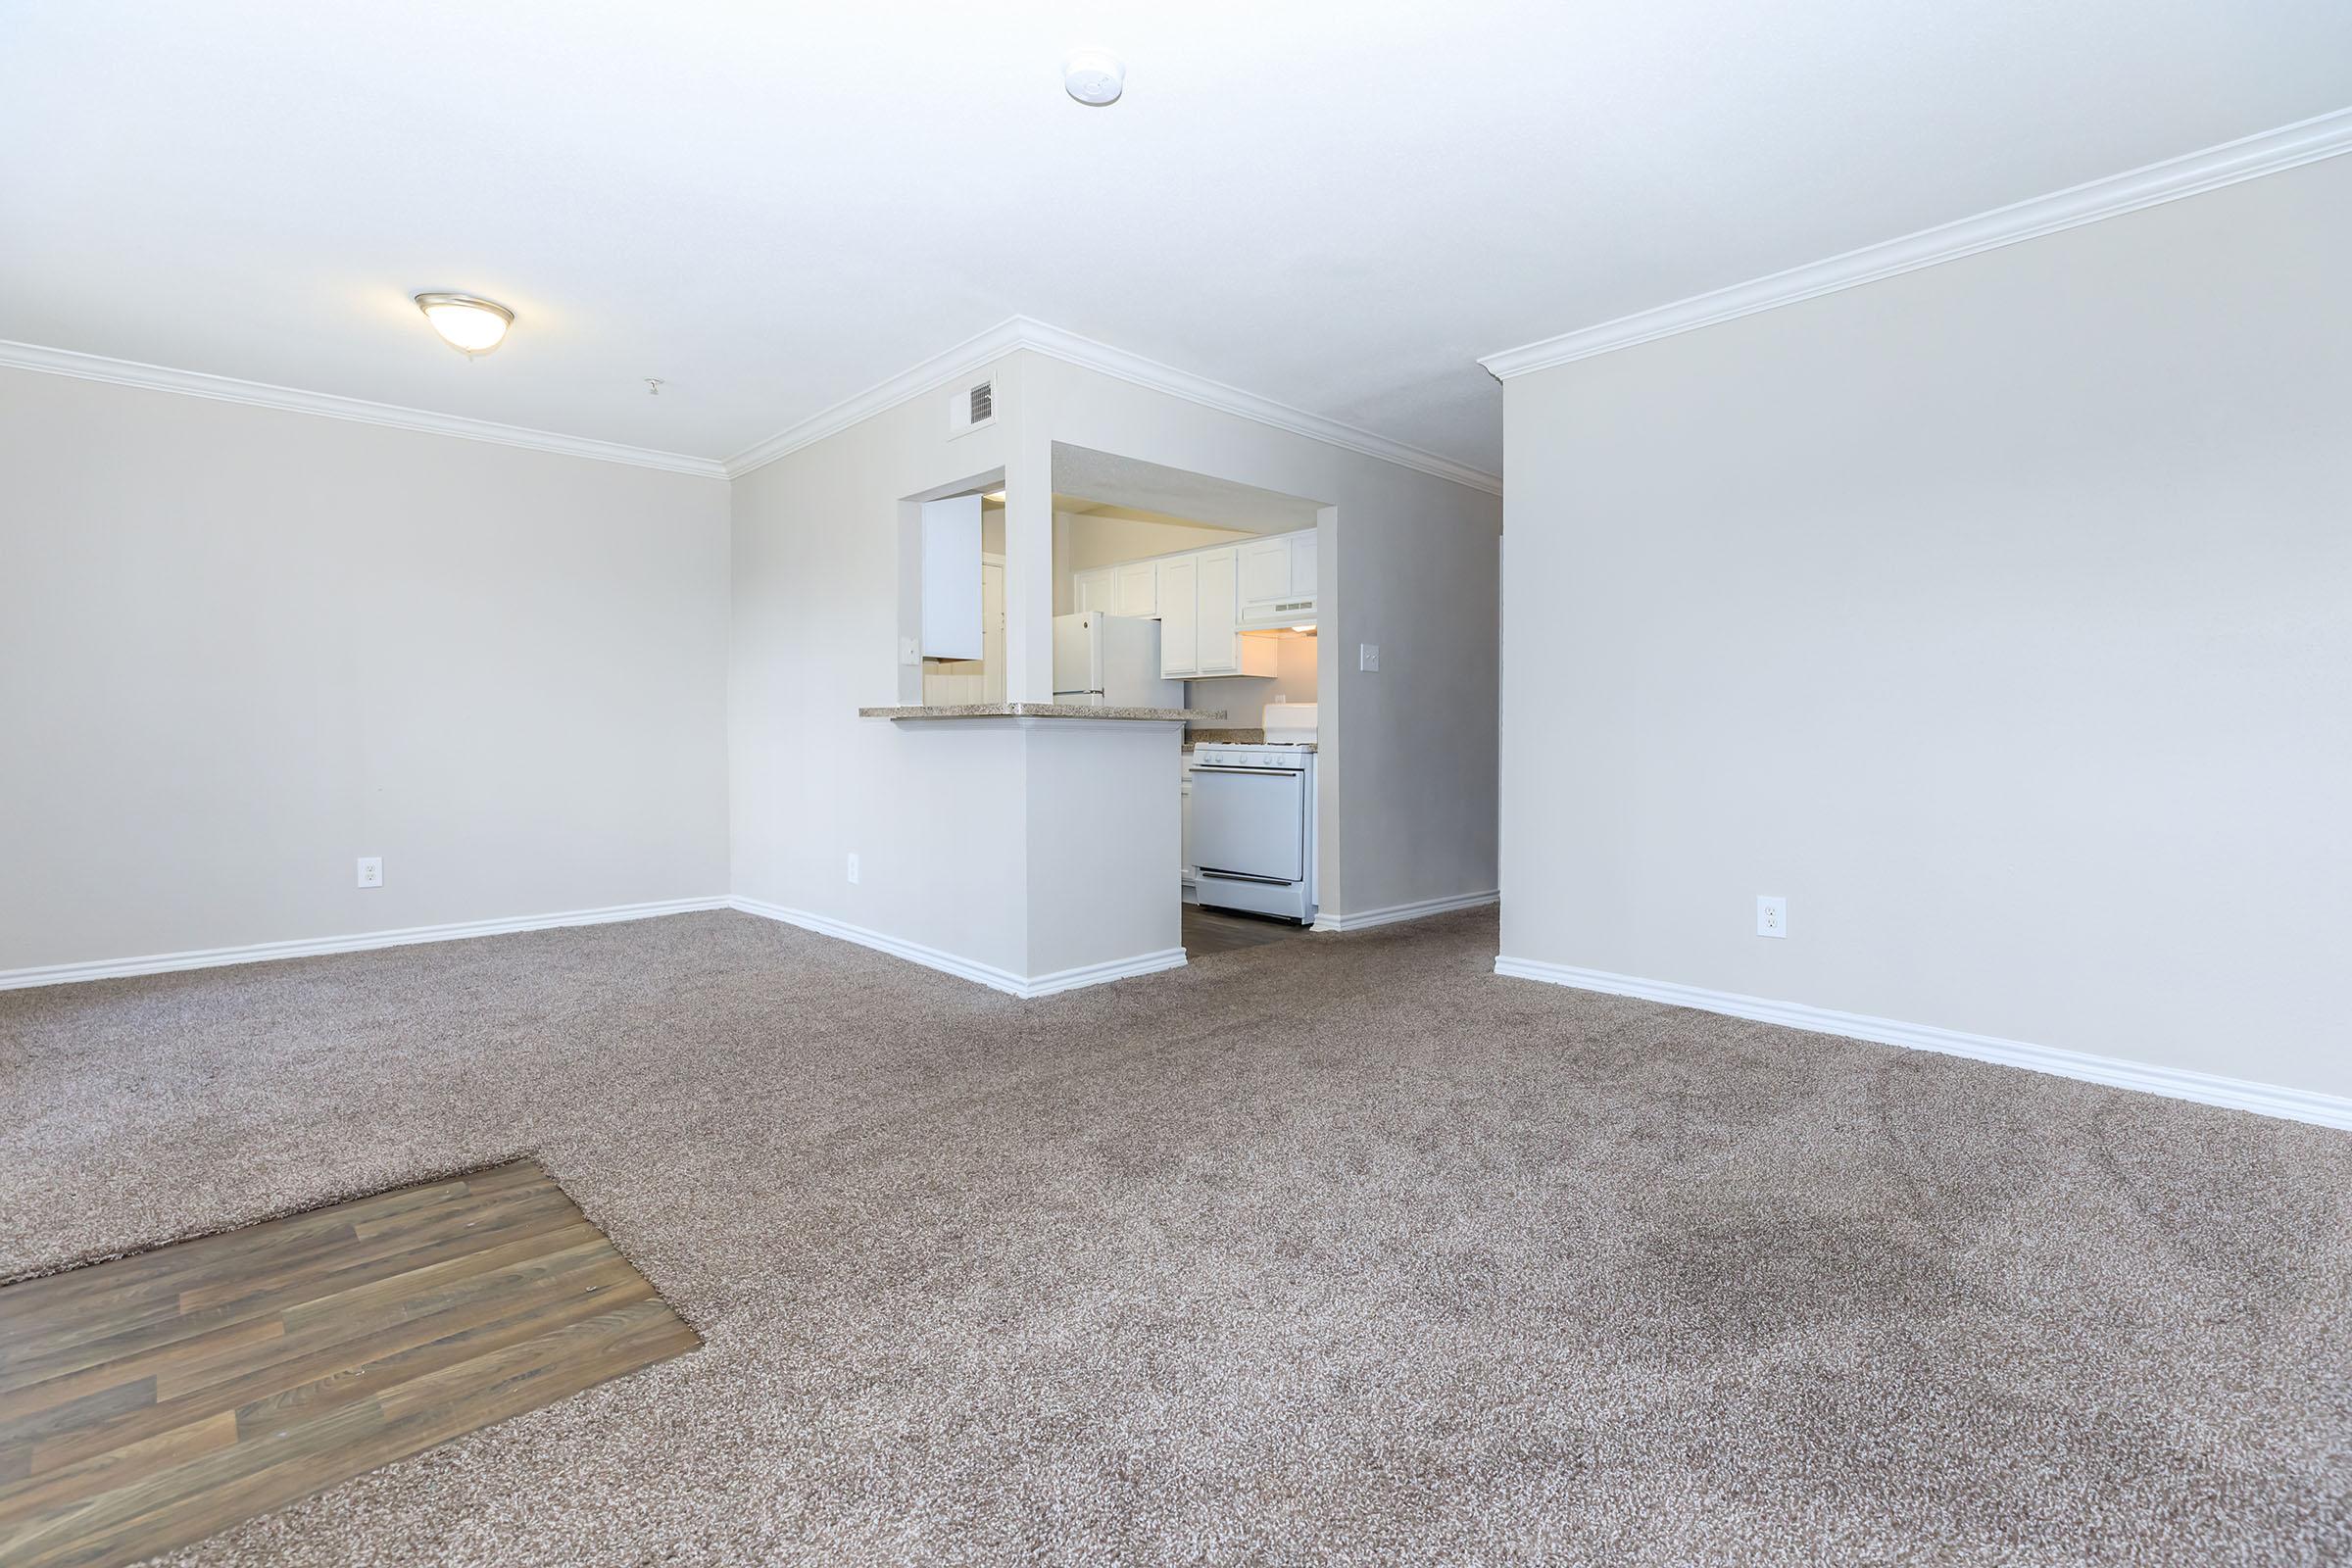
<box><xmin>1196</xmin><ymin>547</ymin><xmax>1239</xmax><ymax>675</ymax></box>
<box><xmin>1115</xmin><ymin>561</ymin><xmax>1159</xmax><ymax>617</ymax></box>
<box><xmin>1238</xmin><ymin>537</ymin><xmax>1291</xmax><ymax>604</ymax></box>
<box><xmin>1158</xmin><ymin>558</ymin><xmax>1198</xmax><ymax>676</ymax></box>
<box><xmin>980</xmin><ymin>561</ymin><xmax>1005</xmax><ymax>703</ymax></box>
<box><xmin>1075</xmin><ymin>567</ymin><xmax>1115</xmax><ymax>613</ymax></box>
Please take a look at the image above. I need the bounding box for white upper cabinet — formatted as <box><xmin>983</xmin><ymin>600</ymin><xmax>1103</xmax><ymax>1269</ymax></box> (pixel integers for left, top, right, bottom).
<box><xmin>1114</xmin><ymin>560</ymin><xmax>1159</xmax><ymax>617</ymax></box>
<box><xmin>1236</xmin><ymin>529</ymin><xmax>1318</xmax><ymax>627</ymax></box>
<box><xmin>1072</xmin><ymin>529</ymin><xmax>1302</xmax><ymax>677</ymax></box>
<box><xmin>919</xmin><ymin>495</ymin><xmax>984</xmax><ymax>659</ymax></box>
<box><xmin>1157</xmin><ymin>557</ymin><xmax>1199</xmax><ymax>677</ymax></box>
<box><xmin>1239</xmin><ymin>537</ymin><xmax>1292</xmax><ymax>605</ymax></box>
<box><xmin>1196</xmin><ymin>547</ymin><xmax>1240</xmax><ymax>674</ymax></box>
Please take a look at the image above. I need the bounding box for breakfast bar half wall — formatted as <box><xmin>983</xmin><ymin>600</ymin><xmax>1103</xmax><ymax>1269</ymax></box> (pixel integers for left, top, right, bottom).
<box><xmin>729</xmin><ymin>706</ymin><xmax>1214</xmax><ymax>998</ymax></box>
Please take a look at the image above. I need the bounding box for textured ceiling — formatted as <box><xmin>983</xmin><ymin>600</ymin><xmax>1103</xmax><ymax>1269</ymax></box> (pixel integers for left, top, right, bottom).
<box><xmin>1053</xmin><ymin>446</ymin><xmax>1322</xmax><ymax>531</ymax></box>
<box><xmin>3</xmin><ymin>1</ymin><xmax>2347</xmax><ymax>473</ymax></box>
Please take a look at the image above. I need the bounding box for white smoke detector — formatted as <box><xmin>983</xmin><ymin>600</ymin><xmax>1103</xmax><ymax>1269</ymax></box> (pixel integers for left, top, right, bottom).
<box><xmin>1063</xmin><ymin>50</ymin><xmax>1124</xmax><ymax>107</ymax></box>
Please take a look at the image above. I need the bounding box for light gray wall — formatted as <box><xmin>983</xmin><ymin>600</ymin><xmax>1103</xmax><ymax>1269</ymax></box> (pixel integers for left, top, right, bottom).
<box><xmin>0</xmin><ymin>368</ymin><xmax>732</xmax><ymax>970</ymax></box>
<box><xmin>1329</xmin><ymin>498</ymin><xmax>1500</xmax><ymax>913</ymax></box>
<box><xmin>1497</xmin><ymin>154</ymin><xmax>2352</xmax><ymax>1099</ymax></box>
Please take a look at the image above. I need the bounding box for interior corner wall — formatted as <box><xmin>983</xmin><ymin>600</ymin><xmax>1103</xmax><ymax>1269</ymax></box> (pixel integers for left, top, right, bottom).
<box><xmin>1017</xmin><ymin>352</ymin><xmax>1503</xmax><ymax>921</ymax></box>
<box><xmin>727</xmin><ymin>350</ymin><xmax>1031</xmax><ymax>973</ymax></box>
<box><xmin>0</xmin><ymin>368</ymin><xmax>732</xmax><ymax>972</ymax></box>
<box><xmin>1496</xmin><ymin>152</ymin><xmax>2352</xmax><ymax>1100</ymax></box>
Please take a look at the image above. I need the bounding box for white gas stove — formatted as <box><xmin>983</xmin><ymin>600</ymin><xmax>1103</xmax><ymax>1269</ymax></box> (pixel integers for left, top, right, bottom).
<box><xmin>1191</xmin><ymin>704</ymin><xmax>1318</xmax><ymax>923</ymax></box>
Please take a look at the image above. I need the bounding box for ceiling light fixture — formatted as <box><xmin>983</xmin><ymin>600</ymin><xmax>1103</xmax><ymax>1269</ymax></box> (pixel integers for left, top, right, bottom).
<box><xmin>1063</xmin><ymin>49</ymin><xmax>1124</xmax><ymax>107</ymax></box>
<box><xmin>414</xmin><ymin>292</ymin><xmax>514</xmax><ymax>357</ymax></box>
<box><xmin>983</xmin><ymin>490</ymin><xmax>1007</xmax><ymax>502</ymax></box>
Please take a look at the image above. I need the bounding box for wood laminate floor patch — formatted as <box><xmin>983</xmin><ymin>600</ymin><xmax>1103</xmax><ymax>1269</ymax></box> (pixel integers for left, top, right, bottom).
<box><xmin>0</xmin><ymin>1159</ymin><xmax>697</xmax><ymax>1568</ymax></box>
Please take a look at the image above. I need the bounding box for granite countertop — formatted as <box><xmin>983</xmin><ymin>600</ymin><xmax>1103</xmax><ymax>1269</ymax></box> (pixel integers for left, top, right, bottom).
<box><xmin>860</xmin><ymin>703</ymin><xmax>1226</xmax><ymax>722</ymax></box>
<box><xmin>1185</xmin><ymin>728</ymin><xmax>1263</xmax><ymax>745</ymax></box>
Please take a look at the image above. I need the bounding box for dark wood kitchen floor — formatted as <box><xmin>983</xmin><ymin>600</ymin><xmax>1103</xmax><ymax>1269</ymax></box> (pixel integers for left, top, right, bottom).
<box><xmin>1182</xmin><ymin>903</ymin><xmax>1312</xmax><ymax>956</ymax></box>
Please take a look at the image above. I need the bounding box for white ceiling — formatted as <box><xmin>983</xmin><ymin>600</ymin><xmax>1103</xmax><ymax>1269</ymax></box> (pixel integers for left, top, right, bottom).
<box><xmin>4</xmin><ymin>2</ymin><xmax>2347</xmax><ymax>475</ymax></box>
<box><xmin>1053</xmin><ymin>446</ymin><xmax>1323</xmax><ymax>532</ymax></box>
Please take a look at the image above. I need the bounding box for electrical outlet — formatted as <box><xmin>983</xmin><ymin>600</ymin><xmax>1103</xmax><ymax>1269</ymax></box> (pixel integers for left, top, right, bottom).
<box><xmin>1756</xmin><ymin>895</ymin><xmax>1787</xmax><ymax>938</ymax></box>
<box><xmin>356</xmin><ymin>857</ymin><xmax>383</xmax><ymax>889</ymax></box>
<box><xmin>846</xmin><ymin>853</ymin><xmax>860</xmax><ymax>886</ymax></box>
<box><xmin>1358</xmin><ymin>643</ymin><xmax>1381</xmax><ymax>673</ymax></box>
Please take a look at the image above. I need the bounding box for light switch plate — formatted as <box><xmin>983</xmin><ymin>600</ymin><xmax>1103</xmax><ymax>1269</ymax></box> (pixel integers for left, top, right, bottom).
<box><xmin>899</xmin><ymin>636</ymin><xmax>920</xmax><ymax>666</ymax></box>
<box><xmin>1756</xmin><ymin>895</ymin><xmax>1787</xmax><ymax>938</ymax></box>
<box><xmin>1358</xmin><ymin>643</ymin><xmax>1381</xmax><ymax>672</ymax></box>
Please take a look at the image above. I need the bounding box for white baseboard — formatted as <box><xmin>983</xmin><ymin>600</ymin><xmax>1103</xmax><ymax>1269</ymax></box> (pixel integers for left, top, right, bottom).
<box><xmin>1021</xmin><ymin>948</ymin><xmax>1189</xmax><ymax>997</ymax></box>
<box><xmin>0</xmin><ymin>897</ymin><xmax>732</xmax><ymax>992</ymax></box>
<box><xmin>1493</xmin><ymin>956</ymin><xmax>2352</xmax><ymax>1132</ymax></box>
<box><xmin>1313</xmin><ymin>890</ymin><xmax>1498</xmax><ymax>934</ymax></box>
<box><xmin>728</xmin><ymin>897</ymin><xmax>1184</xmax><ymax>999</ymax></box>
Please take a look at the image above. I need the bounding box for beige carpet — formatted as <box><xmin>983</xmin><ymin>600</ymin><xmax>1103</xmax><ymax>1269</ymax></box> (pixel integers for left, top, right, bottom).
<box><xmin>4</xmin><ymin>907</ymin><xmax>2348</xmax><ymax>1566</ymax></box>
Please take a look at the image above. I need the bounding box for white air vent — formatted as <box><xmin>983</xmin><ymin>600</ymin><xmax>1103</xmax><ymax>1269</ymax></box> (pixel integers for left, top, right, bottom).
<box><xmin>949</xmin><ymin>377</ymin><xmax>996</xmax><ymax>438</ymax></box>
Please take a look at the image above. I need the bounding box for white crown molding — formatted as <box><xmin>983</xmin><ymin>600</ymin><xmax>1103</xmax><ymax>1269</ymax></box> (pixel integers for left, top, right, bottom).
<box><xmin>729</xmin><ymin>896</ymin><xmax>1185</xmax><ymax>997</ymax></box>
<box><xmin>721</xmin><ymin>318</ymin><xmax>1030</xmax><ymax>478</ymax></box>
<box><xmin>1481</xmin><ymin>106</ymin><xmax>2352</xmax><ymax>381</ymax></box>
<box><xmin>1493</xmin><ymin>955</ymin><xmax>2352</xmax><ymax>1132</ymax></box>
<box><xmin>724</xmin><ymin>316</ymin><xmax>1503</xmax><ymax>496</ymax></box>
<box><xmin>1311</xmin><ymin>889</ymin><xmax>1497</xmax><ymax>933</ymax></box>
<box><xmin>8</xmin><ymin>317</ymin><xmax>1501</xmax><ymax>495</ymax></box>
<box><xmin>0</xmin><ymin>897</ymin><xmax>730</xmax><ymax>991</ymax></box>
<box><xmin>0</xmin><ymin>340</ymin><xmax>729</xmax><ymax>478</ymax></box>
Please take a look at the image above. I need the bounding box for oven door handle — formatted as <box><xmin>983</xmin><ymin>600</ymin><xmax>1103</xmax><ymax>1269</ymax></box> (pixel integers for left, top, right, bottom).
<box><xmin>1194</xmin><ymin>765</ymin><xmax>1303</xmax><ymax>777</ymax></box>
<box><xmin>1197</xmin><ymin>867</ymin><xmax>1294</xmax><ymax>885</ymax></box>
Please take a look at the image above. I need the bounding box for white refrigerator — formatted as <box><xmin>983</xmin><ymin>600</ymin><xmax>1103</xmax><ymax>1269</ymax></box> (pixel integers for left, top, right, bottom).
<box><xmin>1053</xmin><ymin>612</ymin><xmax>1184</xmax><ymax>709</ymax></box>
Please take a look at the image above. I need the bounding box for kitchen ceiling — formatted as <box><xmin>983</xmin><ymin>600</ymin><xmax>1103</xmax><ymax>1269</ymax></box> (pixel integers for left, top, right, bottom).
<box><xmin>3</xmin><ymin>1</ymin><xmax>2346</xmax><ymax>475</ymax></box>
